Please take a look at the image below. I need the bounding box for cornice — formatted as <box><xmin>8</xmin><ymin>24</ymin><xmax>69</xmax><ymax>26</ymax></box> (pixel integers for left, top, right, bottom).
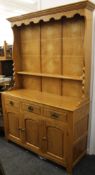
<box><xmin>7</xmin><ymin>0</ymin><xmax>95</xmax><ymax>27</ymax></box>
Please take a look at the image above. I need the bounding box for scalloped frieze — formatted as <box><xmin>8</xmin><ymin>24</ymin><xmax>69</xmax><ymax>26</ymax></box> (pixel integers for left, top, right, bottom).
<box><xmin>11</xmin><ymin>10</ymin><xmax>85</xmax><ymax>27</ymax></box>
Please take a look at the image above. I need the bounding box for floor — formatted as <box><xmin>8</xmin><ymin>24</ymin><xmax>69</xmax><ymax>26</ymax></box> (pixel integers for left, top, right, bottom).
<box><xmin>0</xmin><ymin>136</ymin><xmax>95</xmax><ymax>175</ymax></box>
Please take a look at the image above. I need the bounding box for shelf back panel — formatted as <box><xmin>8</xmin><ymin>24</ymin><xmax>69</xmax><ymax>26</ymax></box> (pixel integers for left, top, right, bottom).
<box><xmin>41</xmin><ymin>20</ymin><xmax>62</xmax><ymax>75</ymax></box>
<box><xmin>14</xmin><ymin>15</ymin><xmax>85</xmax><ymax>98</ymax></box>
<box><xmin>19</xmin><ymin>24</ymin><xmax>41</xmax><ymax>73</ymax></box>
<box><xmin>21</xmin><ymin>75</ymin><xmax>41</xmax><ymax>91</ymax></box>
<box><xmin>42</xmin><ymin>77</ymin><xmax>62</xmax><ymax>95</ymax></box>
<box><xmin>62</xmin><ymin>16</ymin><xmax>85</xmax><ymax>77</ymax></box>
<box><xmin>62</xmin><ymin>80</ymin><xmax>82</xmax><ymax>97</ymax></box>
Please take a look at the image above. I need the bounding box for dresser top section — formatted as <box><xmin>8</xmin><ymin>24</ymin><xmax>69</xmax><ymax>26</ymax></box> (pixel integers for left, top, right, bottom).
<box><xmin>7</xmin><ymin>0</ymin><xmax>95</xmax><ymax>27</ymax></box>
<box><xmin>2</xmin><ymin>89</ymin><xmax>89</xmax><ymax>111</ymax></box>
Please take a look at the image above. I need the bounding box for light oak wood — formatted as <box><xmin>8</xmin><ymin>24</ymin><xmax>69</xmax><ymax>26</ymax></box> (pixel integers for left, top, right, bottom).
<box><xmin>43</xmin><ymin>119</ymin><xmax>66</xmax><ymax>162</ymax></box>
<box><xmin>23</xmin><ymin>113</ymin><xmax>42</xmax><ymax>152</ymax></box>
<box><xmin>6</xmin><ymin>112</ymin><xmax>21</xmax><ymax>143</ymax></box>
<box><xmin>2</xmin><ymin>89</ymin><xmax>89</xmax><ymax>111</ymax></box>
<box><xmin>2</xmin><ymin>91</ymin><xmax>89</xmax><ymax>174</ymax></box>
<box><xmin>2</xmin><ymin>1</ymin><xmax>94</xmax><ymax>174</ymax></box>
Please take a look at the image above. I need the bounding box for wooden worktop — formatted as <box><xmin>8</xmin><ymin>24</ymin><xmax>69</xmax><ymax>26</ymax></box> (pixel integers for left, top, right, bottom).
<box><xmin>2</xmin><ymin>89</ymin><xmax>89</xmax><ymax>111</ymax></box>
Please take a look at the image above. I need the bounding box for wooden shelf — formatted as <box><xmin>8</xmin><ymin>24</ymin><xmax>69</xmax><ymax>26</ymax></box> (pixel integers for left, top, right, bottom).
<box><xmin>0</xmin><ymin>58</ymin><xmax>12</xmax><ymax>61</ymax></box>
<box><xmin>0</xmin><ymin>41</ymin><xmax>12</xmax><ymax>61</ymax></box>
<box><xmin>17</xmin><ymin>71</ymin><xmax>83</xmax><ymax>81</ymax></box>
<box><xmin>0</xmin><ymin>56</ymin><xmax>5</xmax><ymax>60</ymax></box>
<box><xmin>0</xmin><ymin>82</ymin><xmax>10</xmax><ymax>86</ymax></box>
<box><xmin>0</xmin><ymin>79</ymin><xmax>11</xmax><ymax>86</ymax></box>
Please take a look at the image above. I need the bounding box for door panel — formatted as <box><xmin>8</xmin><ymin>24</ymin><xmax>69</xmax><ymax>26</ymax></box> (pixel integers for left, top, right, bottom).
<box><xmin>25</xmin><ymin>119</ymin><xmax>39</xmax><ymax>147</ymax></box>
<box><xmin>23</xmin><ymin>113</ymin><xmax>43</xmax><ymax>152</ymax></box>
<box><xmin>7</xmin><ymin>112</ymin><xmax>21</xmax><ymax>143</ymax></box>
<box><xmin>47</xmin><ymin>126</ymin><xmax>64</xmax><ymax>157</ymax></box>
<box><xmin>44</xmin><ymin>120</ymin><xmax>66</xmax><ymax>161</ymax></box>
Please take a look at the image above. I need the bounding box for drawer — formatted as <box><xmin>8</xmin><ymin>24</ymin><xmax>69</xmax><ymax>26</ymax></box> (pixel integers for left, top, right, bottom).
<box><xmin>43</xmin><ymin>107</ymin><xmax>68</xmax><ymax>122</ymax></box>
<box><xmin>22</xmin><ymin>102</ymin><xmax>41</xmax><ymax>115</ymax></box>
<box><xmin>5</xmin><ymin>97</ymin><xmax>20</xmax><ymax>111</ymax></box>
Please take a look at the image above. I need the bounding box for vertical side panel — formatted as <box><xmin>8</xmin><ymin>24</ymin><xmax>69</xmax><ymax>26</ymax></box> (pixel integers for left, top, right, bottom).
<box><xmin>84</xmin><ymin>10</ymin><xmax>93</xmax><ymax>97</ymax></box>
<box><xmin>13</xmin><ymin>27</ymin><xmax>22</xmax><ymax>88</ymax></box>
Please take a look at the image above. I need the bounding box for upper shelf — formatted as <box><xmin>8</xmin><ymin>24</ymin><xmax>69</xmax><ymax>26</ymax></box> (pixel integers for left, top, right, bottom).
<box><xmin>7</xmin><ymin>1</ymin><xmax>95</xmax><ymax>27</ymax></box>
<box><xmin>17</xmin><ymin>71</ymin><xmax>83</xmax><ymax>81</ymax></box>
<box><xmin>0</xmin><ymin>57</ymin><xmax>12</xmax><ymax>61</ymax></box>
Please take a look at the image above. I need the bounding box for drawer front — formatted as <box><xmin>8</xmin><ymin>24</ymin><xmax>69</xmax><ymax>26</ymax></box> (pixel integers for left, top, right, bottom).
<box><xmin>22</xmin><ymin>102</ymin><xmax>41</xmax><ymax>115</ymax></box>
<box><xmin>43</xmin><ymin>107</ymin><xmax>68</xmax><ymax>122</ymax></box>
<box><xmin>5</xmin><ymin>97</ymin><xmax>20</xmax><ymax>112</ymax></box>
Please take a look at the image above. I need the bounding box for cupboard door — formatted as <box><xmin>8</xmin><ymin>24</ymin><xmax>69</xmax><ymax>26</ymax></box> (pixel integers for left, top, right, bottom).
<box><xmin>43</xmin><ymin>120</ymin><xmax>66</xmax><ymax>162</ymax></box>
<box><xmin>23</xmin><ymin>113</ymin><xmax>42</xmax><ymax>152</ymax></box>
<box><xmin>6</xmin><ymin>112</ymin><xmax>21</xmax><ymax>143</ymax></box>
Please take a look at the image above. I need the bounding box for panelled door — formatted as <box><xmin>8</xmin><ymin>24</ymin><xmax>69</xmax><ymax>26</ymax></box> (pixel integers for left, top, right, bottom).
<box><xmin>42</xmin><ymin>119</ymin><xmax>67</xmax><ymax>163</ymax></box>
<box><xmin>23</xmin><ymin>113</ymin><xmax>43</xmax><ymax>153</ymax></box>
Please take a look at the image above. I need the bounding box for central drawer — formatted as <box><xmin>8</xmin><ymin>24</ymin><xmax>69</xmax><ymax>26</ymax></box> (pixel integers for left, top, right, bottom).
<box><xmin>22</xmin><ymin>102</ymin><xmax>41</xmax><ymax>115</ymax></box>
